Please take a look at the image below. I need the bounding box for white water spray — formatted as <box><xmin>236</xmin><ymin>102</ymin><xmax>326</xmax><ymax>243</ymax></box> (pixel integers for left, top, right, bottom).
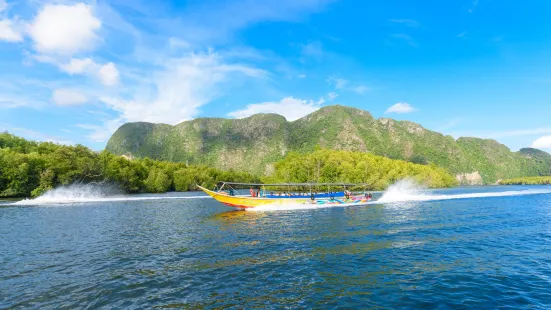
<box><xmin>13</xmin><ymin>184</ymin><xmax>212</xmax><ymax>206</ymax></box>
<box><xmin>377</xmin><ymin>179</ymin><xmax>427</xmax><ymax>203</ymax></box>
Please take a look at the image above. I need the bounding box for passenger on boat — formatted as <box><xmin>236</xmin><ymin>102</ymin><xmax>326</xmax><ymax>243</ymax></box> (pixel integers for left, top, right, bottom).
<box><xmin>250</xmin><ymin>188</ymin><xmax>255</xmax><ymax>197</ymax></box>
<box><xmin>229</xmin><ymin>188</ymin><xmax>235</xmax><ymax>196</ymax></box>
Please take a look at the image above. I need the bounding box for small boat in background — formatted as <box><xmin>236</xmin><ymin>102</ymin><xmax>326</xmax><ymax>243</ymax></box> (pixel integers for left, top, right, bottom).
<box><xmin>197</xmin><ymin>182</ymin><xmax>373</xmax><ymax>209</ymax></box>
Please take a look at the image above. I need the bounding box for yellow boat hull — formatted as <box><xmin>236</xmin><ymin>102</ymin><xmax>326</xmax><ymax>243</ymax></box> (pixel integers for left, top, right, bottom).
<box><xmin>197</xmin><ymin>185</ymin><xmax>307</xmax><ymax>209</ymax></box>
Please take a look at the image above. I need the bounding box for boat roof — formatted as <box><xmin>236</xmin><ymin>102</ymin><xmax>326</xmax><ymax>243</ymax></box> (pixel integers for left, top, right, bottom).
<box><xmin>218</xmin><ymin>182</ymin><xmax>367</xmax><ymax>187</ymax></box>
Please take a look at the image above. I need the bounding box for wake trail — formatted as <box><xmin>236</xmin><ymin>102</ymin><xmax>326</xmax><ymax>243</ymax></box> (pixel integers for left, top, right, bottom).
<box><xmin>248</xmin><ymin>179</ymin><xmax>551</xmax><ymax>212</ymax></box>
<box><xmin>7</xmin><ymin>180</ymin><xmax>551</xmax><ymax>208</ymax></box>
<box><xmin>8</xmin><ymin>184</ymin><xmax>225</xmax><ymax>206</ymax></box>
<box><xmin>12</xmin><ymin>195</ymin><xmax>213</xmax><ymax>206</ymax></box>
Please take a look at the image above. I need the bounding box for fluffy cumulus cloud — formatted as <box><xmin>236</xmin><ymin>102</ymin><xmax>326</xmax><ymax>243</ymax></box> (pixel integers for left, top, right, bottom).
<box><xmin>385</xmin><ymin>102</ymin><xmax>414</xmax><ymax>114</ymax></box>
<box><xmin>60</xmin><ymin>58</ymin><xmax>95</xmax><ymax>74</ymax></box>
<box><xmin>59</xmin><ymin>58</ymin><xmax>119</xmax><ymax>86</ymax></box>
<box><xmin>0</xmin><ymin>19</ymin><xmax>22</xmax><ymax>42</ymax></box>
<box><xmin>531</xmin><ymin>136</ymin><xmax>551</xmax><ymax>149</ymax></box>
<box><xmin>29</xmin><ymin>3</ymin><xmax>101</xmax><ymax>55</ymax></box>
<box><xmin>98</xmin><ymin>62</ymin><xmax>119</xmax><ymax>86</ymax></box>
<box><xmin>52</xmin><ymin>89</ymin><xmax>87</xmax><ymax>106</ymax></box>
<box><xmin>228</xmin><ymin>96</ymin><xmax>325</xmax><ymax>121</ymax></box>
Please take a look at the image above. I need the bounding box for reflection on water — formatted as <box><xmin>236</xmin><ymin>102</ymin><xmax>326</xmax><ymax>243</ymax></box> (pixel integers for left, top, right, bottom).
<box><xmin>2</xmin><ymin>186</ymin><xmax>551</xmax><ymax>308</ymax></box>
<box><xmin>211</xmin><ymin>209</ymin><xmax>265</xmax><ymax>223</ymax></box>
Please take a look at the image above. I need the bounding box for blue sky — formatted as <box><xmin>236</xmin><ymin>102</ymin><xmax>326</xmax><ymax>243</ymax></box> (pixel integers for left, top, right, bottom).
<box><xmin>1</xmin><ymin>0</ymin><xmax>551</xmax><ymax>151</ymax></box>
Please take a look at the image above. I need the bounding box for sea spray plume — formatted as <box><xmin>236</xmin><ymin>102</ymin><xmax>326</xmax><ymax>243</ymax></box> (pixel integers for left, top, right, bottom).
<box><xmin>12</xmin><ymin>184</ymin><xmax>216</xmax><ymax>206</ymax></box>
<box><xmin>377</xmin><ymin>179</ymin><xmax>427</xmax><ymax>203</ymax></box>
<box><xmin>16</xmin><ymin>183</ymin><xmax>123</xmax><ymax>205</ymax></box>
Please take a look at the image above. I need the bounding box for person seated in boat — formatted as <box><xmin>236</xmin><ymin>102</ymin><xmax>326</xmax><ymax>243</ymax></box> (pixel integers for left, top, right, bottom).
<box><xmin>250</xmin><ymin>188</ymin><xmax>255</xmax><ymax>197</ymax></box>
<box><xmin>229</xmin><ymin>188</ymin><xmax>235</xmax><ymax>196</ymax></box>
<box><xmin>368</xmin><ymin>192</ymin><xmax>373</xmax><ymax>200</ymax></box>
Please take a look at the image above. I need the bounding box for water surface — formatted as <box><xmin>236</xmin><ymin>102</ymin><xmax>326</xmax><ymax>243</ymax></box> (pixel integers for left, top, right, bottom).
<box><xmin>2</xmin><ymin>185</ymin><xmax>551</xmax><ymax>308</ymax></box>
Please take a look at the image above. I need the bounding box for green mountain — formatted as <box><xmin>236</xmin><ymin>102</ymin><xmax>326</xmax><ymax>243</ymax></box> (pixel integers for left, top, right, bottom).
<box><xmin>106</xmin><ymin>105</ymin><xmax>551</xmax><ymax>184</ymax></box>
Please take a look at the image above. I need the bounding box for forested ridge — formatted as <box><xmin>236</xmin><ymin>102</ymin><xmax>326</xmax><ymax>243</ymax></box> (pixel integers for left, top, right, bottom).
<box><xmin>106</xmin><ymin>105</ymin><xmax>551</xmax><ymax>184</ymax></box>
<box><xmin>1</xmin><ymin>132</ymin><xmax>456</xmax><ymax>198</ymax></box>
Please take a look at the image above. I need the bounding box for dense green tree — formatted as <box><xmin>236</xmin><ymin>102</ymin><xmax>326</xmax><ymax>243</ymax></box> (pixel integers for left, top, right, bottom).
<box><xmin>263</xmin><ymin>149</ymin><xmax>457</xmax><ymax>190</ymax></box>
<box><xmin>499</xmin><ymin>177</ymin><xmax>551</xmax><ymax>185</ymax></box>
<box><xmin>0</xmin><ymin>133</ymin><xmax>258</xmax><ymax>198</ymax></box>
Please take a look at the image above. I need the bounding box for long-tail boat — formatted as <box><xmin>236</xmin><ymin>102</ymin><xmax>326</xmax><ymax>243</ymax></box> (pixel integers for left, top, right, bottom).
<box><xmin>197</xmin><ymin>182</ymin><xmax>373</xmax><ymax>209</ymax></box>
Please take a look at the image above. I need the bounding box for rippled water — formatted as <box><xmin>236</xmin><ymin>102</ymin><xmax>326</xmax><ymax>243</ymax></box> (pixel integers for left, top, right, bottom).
<box><xmin>2</xmin><ymin>186</ymin><xmax>551</xmax><ymax>308</ymax></box>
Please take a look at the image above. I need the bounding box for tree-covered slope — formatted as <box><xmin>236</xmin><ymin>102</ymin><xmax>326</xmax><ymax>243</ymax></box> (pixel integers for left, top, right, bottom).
<box><xmin>107</xmin><ymin>114</ymin><xmax>290</xmax><ymax>174</ymax></box>
<box><xmin>106</xmin><ymin>105</ymin><xmax>551</xmax><ymax>184</ymax></box>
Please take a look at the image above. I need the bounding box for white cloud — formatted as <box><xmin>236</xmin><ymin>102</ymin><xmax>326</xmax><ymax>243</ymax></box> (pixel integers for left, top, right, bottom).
<box><xmin>301</xmin><ymin>41</ymin><xmax>323</xmax><ymax>61</ymax></box>
<box><xmin>60</xmin><ymin>58</ymin><xmax>95</xmax><ymax>74</ymax></box>
<box><xmin>228</xmin><ymin>96</ymin><xmax>324</xmax><ymax>121</ymax></box>
<box><xmin>327</xmin><ymin>92</ymin><xmax>338</xmax><ymax>101</ymax></box>
<box><xmin>468</xmin><ymin>0</ymin><xmax>479</xmax><ymax>13</ymax></box>
<box><xmin>447</xmin><ymin>127</ymin><xmax>551</xmax><ymax>141</ymax></box>
<box><xmin>0</xmin><ymin>19</ymin><xmax>23</xmax><ymax>42</ymax></box>
<box><xmin>0</xmin><ymin>0</ymin><xmax>7</xmax><ymax>12</ymax></box>
<box><xmin>386</xmin><ymin>102</ymin><xmax>414</xmax><ymax>114</ymax></box>
<box><xmin>52</xmin><ymin>89</ymin><xmax>87</xmax><ymax>106</ymax></box>
<box><xmin>99</xmin><ymin>52</ymin><xmax>266</xmax><ymax>126</ymax></box>
<box><xmin>77</xmin><ymin>118</ymin><xmax>124</xmax><ymax>142</ymax></box>
<box><xmin>9</xmin><ymin>127</ymin><xmax>74</xmax><ymax>145</ymax></box>
<box><xmin>98</xmin><ymin>62</ymin><xmax>119</xmax><ymax>86</ymax></box>
<box><xmin>327</xmin><ymin>76</ymin><xmax>348</xmax><ymax>89</ymax></box>
<box><xmin>170</xmin><ymin>0</ymin><xmax>334</xmax><ymax>44</ymax></box>
<box><xmin>457</xmin><ymin>32</ymin><xmax>467</xmax><ymax>38</ymax></box>
<box><xmin>169</xmin><ymin>37</ymin><xmax>190</xmax><ymax>50</ymax></box>
<box><xmin>29</xmin><ymin>3</ymin><xmax>101</xmax><ymax>55</ymax></box>
<box><xmin>388</xmin><ymin>19</ymin><xmax>421</xmax><ymax>28</ymax></box>
<box><xmin>390</xmin><ymin>34</ymin><xmax>418</xmax><ymax>47</ymax></box>
<box><xmin>531</xmin><ymin>136</ymin><xmax>551</xmax><ymax>149</ymax></box>
<box><xmin>298</xmin><ymin>74</ymin><xmax>307</xmax><ymax>78</ymax></box>
<box><xmin>352</xmin><ymin>85</ymin><xmax>369</xmax><ymax>94</ymax></box>
<box><xmin>58</xmin><ymin>58</ymin><xmax>119</xmax><ymax>86</ymax></box>
<box><xmin>327</xmin><ymin>76</ymin><xmax>369</xmax><ymax>94</ymax></box>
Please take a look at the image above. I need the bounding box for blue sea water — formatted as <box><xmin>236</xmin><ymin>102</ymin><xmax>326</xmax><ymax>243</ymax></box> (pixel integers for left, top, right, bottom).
<box><xmin>2</xmin><ymin>185</ymin><xmax>551</xmax><ymax>309</ymax></box>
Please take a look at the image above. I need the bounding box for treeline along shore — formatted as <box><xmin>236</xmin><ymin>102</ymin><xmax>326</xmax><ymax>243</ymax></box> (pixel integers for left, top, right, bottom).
<box><xmin>0</xmin><ymin>133</ymin><xmax>460</xmax><ymax>198</ymax></box>
<box><xmin>499</xmin><ymin>177</ymin><xmax>551</xmax><ymax>185</ymax></box>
